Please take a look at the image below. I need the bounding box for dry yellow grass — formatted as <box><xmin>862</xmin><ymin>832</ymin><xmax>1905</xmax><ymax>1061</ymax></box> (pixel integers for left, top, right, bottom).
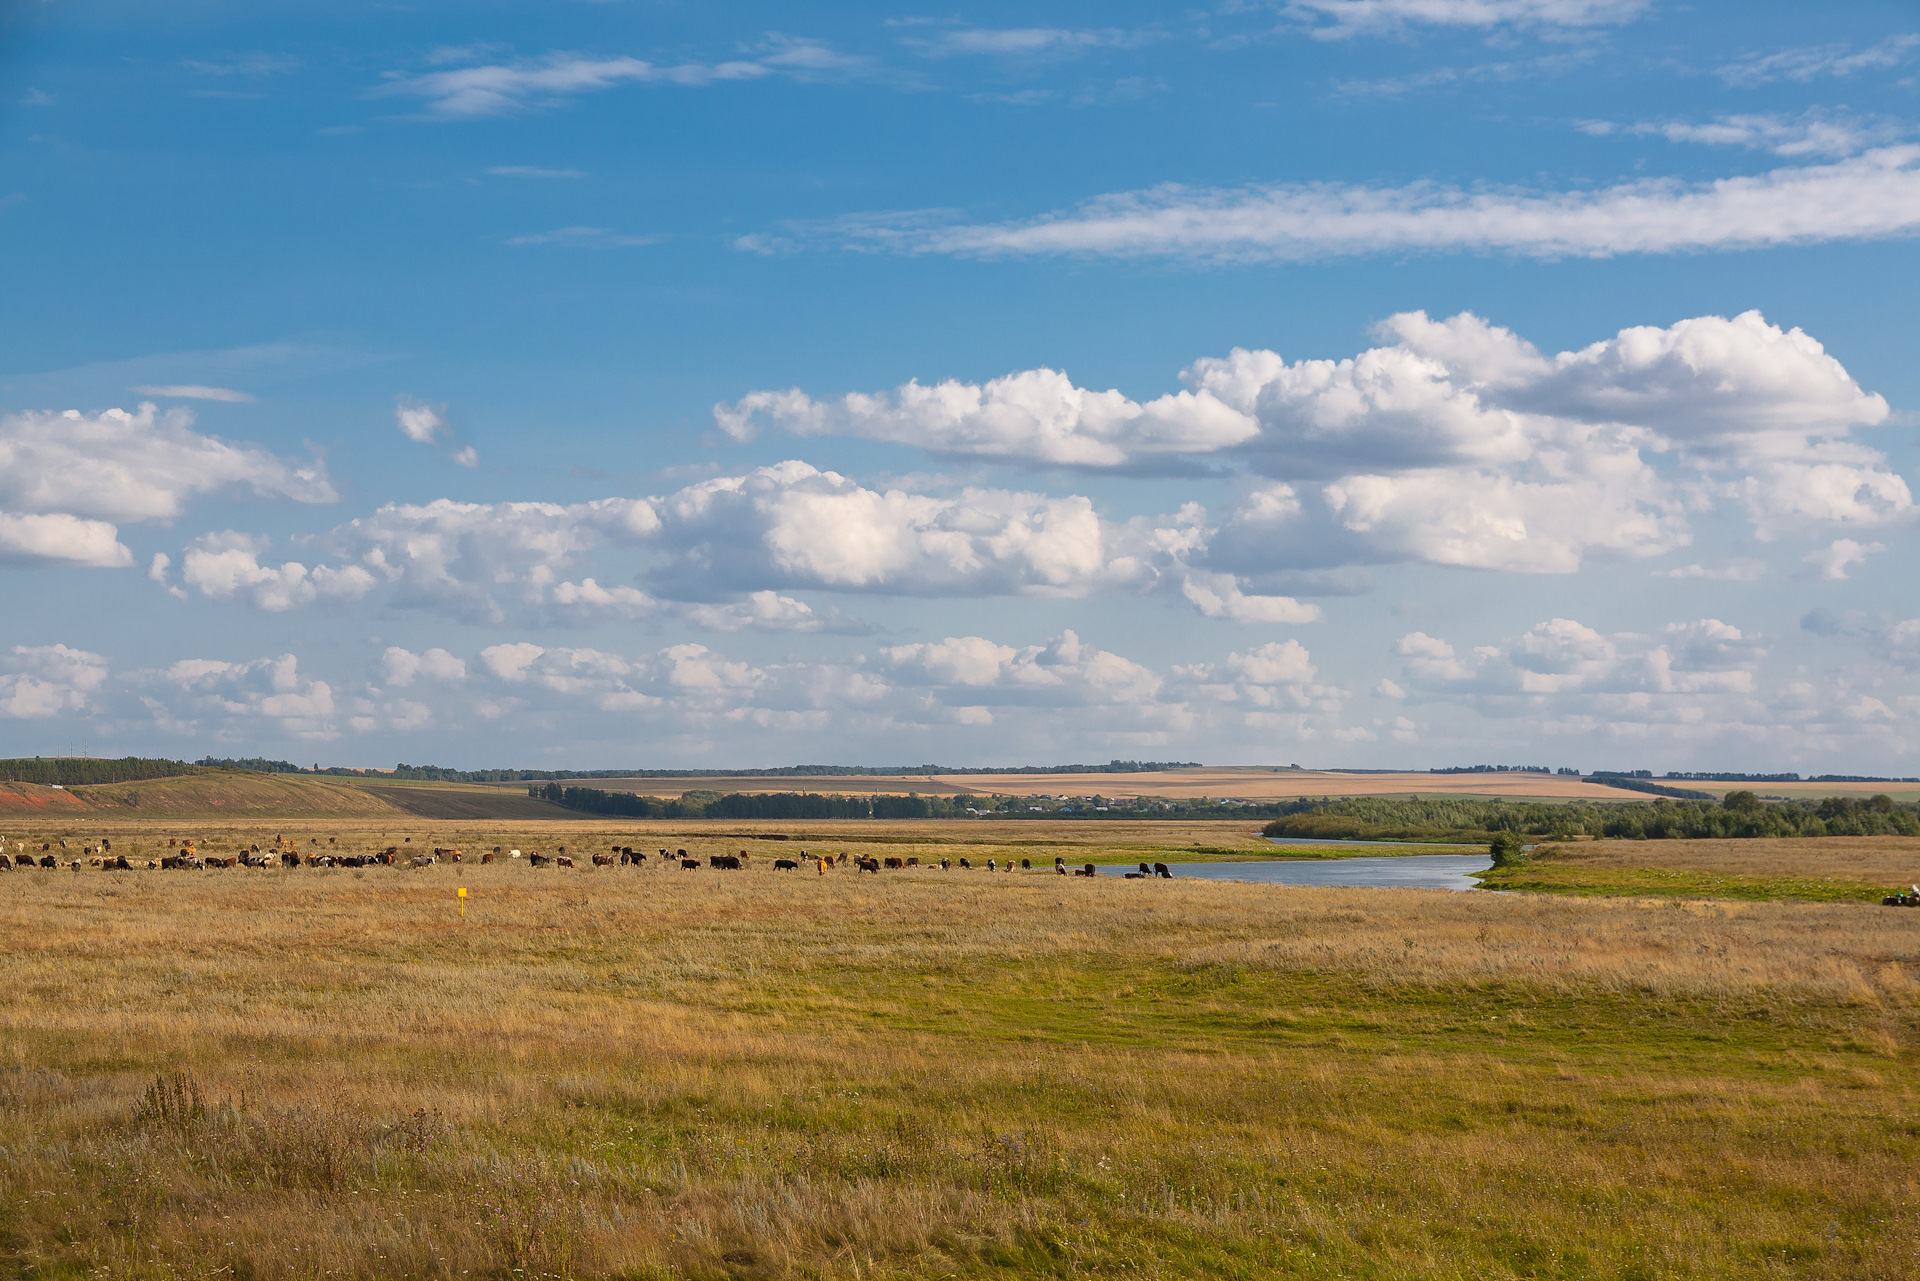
<box><xmin>0</xmin><ymin>820</ymin><xmax>1916</xmax><ymax>1278</ymax></box>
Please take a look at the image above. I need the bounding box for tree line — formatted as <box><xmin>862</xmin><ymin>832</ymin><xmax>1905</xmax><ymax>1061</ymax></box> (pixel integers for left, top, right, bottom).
<box><xmin>531</xmin><ymin>784</ymin><xmax>979</xmax><ymax>820</ymax></box>
<box><xmin>0</xmin><ymin>757</ymin><xmax>197</xmax><ymax>786</ymax></box>
<box><xmin>1263</xmin><ymin>792</ymin><xmax>1920</xmax><ymax>843</ymax></box>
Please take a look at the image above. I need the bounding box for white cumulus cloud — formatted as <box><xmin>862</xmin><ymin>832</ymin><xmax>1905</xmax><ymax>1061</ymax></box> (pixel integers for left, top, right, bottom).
<box><xmin>0</xmin><ymin>403</ymin><xmax>335</xmax><ymax>568</ymax></box>
<box><xmin>180</xmin><ymin>532</ymin><xmax>377</xmax><ymax>612</ymax></box>
<box><xmin>160</xmin><ymin>653</ymin><xmax>338</xmax><ymax>740</ymax></box>
<box><xmin>0</xmin><ymin>644</ymin><xmax>109</xmax><ymax>719</ymax></box>
<box><xmin>379</xmin><ymin>646</ymin><xmax>467</xmax><ymax>687</ymax></box>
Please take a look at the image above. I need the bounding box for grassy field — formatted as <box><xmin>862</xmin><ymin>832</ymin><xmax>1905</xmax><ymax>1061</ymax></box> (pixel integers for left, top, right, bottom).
<box><xmin>1480</xmin><ymin>837</ymin><xmax>1920</xmax><ymax>903</ymax></box>
<box><xmin>1</xmin><ymin>820</ymin><xmax>1916</xmax><ymax>1279</ymax></box>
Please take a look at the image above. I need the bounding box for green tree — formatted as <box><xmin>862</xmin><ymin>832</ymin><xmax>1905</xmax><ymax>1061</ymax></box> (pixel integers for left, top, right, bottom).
<box><xmin>1488</xmin><ymin>831</ymin><xmax>1527</xmax><ymax>867</ymax></box>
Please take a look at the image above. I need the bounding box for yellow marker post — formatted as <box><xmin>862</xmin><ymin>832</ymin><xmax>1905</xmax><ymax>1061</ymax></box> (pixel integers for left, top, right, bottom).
<box><xmin>458</xmin><ymin>886</ymin><xmax>467</xmax><ymax>918</ymax></box>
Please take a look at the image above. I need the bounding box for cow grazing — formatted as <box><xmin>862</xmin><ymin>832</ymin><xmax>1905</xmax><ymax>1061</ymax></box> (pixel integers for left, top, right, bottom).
<box><xmin>529</xmin><ymin>854</ymin><xmax>551</xmax><ymax>867</ymax></box>
<box><xmin>556</xmin><ymin>856</ymin><xmax>574</xmax><ymax>868</ymax></box>
<box><xmin>710</xmin><ymin>855</ymin><xmax>741</xmax><ymax>870</ymax></box>
<box><xmin>1073</xmin><ymin>863</ymin><xmax>1097</xmax><ymax>877</ymax></box>
<box><xmin>481</xmin><ymin>850</ymin><xmax>494</xmax><ymax>864</ymax></box>
<box><xmin>1055</xmin><ymin>858</ymin><xmax>1067</xmax><ymax>876</ymax></box>
<box><xmin>410</xmin><ymin>856</ymin><xmax>436</xmax><ymax>868</ymax></box>
<box><xmin>884</xmin><ymin>856</ymin><xmax>905</xmax><ymax>870</ymax></box>
<box><xmin>987</xmin><ymin>859</ymin><xmax>997</xmax><ymax>872</ymax></box>
<box><xmin>940</xmin><ymin>857</ymin><xmax>951</xmax><ymax>870</ymax></box>
<box><xmin>906</xmin><ymin>856</ymin><xmax>919</xmax><ymax>867</ymax></box>
<box><xmin>0</xmin><ymin>855</ymin><xmax>11</xmax><ymax>871</ymax></box>
<box><xmin>38</xmin><ymin>855</ymin><xmax>57</xmax><ymax>868</ymax></box>
<box><xmin>1021</xmin><ymin>859</ymin><xmax>1032</xmax><ymax>869</ymax></box>
<box><xmin>282</xmin><ymin>852</ymin><xmax>300</xmax><ymax>867</ymax></box>
<box><xmin>592</xmin><ymin>853</ymin><xmax>616</xmax><ymax>866</ymax></box>
<box><xmin>677</xmin><ymin>849</ymin><xmax>688</xmax><ymax>859</ymax></box>
<box><xmin>1154</xmin><ymin>863</ymin><xmax>1172</xmax><ymax>878</ymax></box>
<box><xmin>680</xmin><ymin>858</ymin><xmax>700</xmax><ymax>870</ymax></box>
<box><xmin>959</xmin><ymin>858</ymin><xmax>972</xmax><ymax>869</ymax></box>
<box><xmin>1138</xmin><ymin>863</ymin><xmax>1152</xmax><ymax>876</ymax></box>
<box><xmin>857</xmin><ymin>857</ymin><xmax>880</xmax><ymax>874</ymax></box>
<box><xmin>774</xmin><ymin>858</ymin><xmax>798</xmax><ymax>871</ymax></box>
<box><xmin>835</xmin><ymin>852</ymin><xmax>848</xmax><ymax>865</ymax></box>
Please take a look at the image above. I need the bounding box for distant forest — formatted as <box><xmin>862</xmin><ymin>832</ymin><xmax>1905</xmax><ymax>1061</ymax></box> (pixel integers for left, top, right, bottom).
<box><xmin>0</xmin><ymin>757</ymin><xmax>197</xmax><ymax>786</ymax></box>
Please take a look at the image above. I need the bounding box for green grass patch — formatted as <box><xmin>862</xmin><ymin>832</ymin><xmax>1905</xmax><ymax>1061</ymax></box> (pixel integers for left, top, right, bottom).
<box><xmin>1478</xmin><ymin>860</ymin><xmax>1898</xmax><ymax>902</ymax></box>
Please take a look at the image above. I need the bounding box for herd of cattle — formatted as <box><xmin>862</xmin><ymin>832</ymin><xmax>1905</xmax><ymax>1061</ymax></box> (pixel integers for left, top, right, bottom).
<box><xmin>0</xmin><ymin>834</ymin><xmax>1176</xmax><ymax>879</ymax></box>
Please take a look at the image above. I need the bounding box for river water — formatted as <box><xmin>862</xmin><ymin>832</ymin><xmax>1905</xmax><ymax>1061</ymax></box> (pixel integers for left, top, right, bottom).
<box><xmin>1098</xmin><ymin>853</ymin><xmax>1494</xmax><ymax>891</ymax></box>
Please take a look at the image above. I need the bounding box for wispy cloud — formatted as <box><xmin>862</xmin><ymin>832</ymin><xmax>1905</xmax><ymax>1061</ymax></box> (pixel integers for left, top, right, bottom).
<box><xmin>182</xmin><ymin>52</ymin><xmax>298</xmax><ymax>77</ymax></box>
<box><xmin>1718</xmin><ymin>33</ymin><xmax>1920</xmax><ymax>86</ymax></box>
<box><xmin>1334</xmin><ymin>52</ymin><xmax>1591</xmax><ymax>98</ymax></box>
<box><xmin>506</xmin><ymin>226</ymin><xmax>664</xmax><ymax>248</ymax></box>
<box><xmin>905</xmin><ymin>27</ymin><xmax>1151</xmax><ymax>58</ymax></box>
<box><xmin>1579</xmin><ymin>111</ymin><xmax>1904</xmax><ymax>159</ymax></box>
<box><xmin>130</xmin><ymin>384</ymin><xmax>256</xmax><ymax>403</ymax></box>
<box><xmin>1288</xmin><ymin>0</ymin><xmax>1651</xmax><ymax>40</ymax></box>
<box><xmin>376</xmin><ymin>54</ymin><xmax>766</xmax><ymax>118</ymax></box>
<box><xmin>376</xmin><ymin>38</ymin><xmax>861</xmax><ymax>118</ymax></box>
<box><xmin>786</xmin><ymin>146</ymin><xmax>1920</xmax><ymax>262</ymax></box>
<box><xmin>486</xmin><ymin>165</ymin><xmax>588</xmax><ymax>179</ymax></box>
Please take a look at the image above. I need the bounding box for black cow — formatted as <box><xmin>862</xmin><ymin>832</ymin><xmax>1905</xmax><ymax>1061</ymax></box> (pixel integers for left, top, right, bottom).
<box><xmin>680</xmin><ymin>858</ymin><xmax>700</xmax><ymax>869</ymax></box>
<box><xmin>710</xmin><ymin>855</ymin><xmax>741</xmax><ymax>870</ymax></box>
<box><xmin>1155</xmin><ymin>863</ymin><xmax>1172</xmax><ymax>878</ymax></box>
<box><xmin>774</xmin><ymin>858</ymin><xmax>798</xmax><ymax>871</ymax></box>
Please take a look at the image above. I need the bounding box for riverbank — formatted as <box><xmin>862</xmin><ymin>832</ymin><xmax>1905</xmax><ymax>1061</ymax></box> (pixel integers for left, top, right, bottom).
<box><xmin>1476</xmin><ymin>836</ymin><xmax>1920</xmax><ymax>902</ymax></box>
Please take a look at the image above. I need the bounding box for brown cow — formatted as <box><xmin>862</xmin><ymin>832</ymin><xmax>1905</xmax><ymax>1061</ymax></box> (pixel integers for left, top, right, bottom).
<box><xmin>556</xmin><ymin>856</ymin><xmax>574</xmax><ymax>868</ymax></box>
<box><xmin>883</xmin><ymin>856</ymin><xmax>905</xmax><ymax>870</ymax></box>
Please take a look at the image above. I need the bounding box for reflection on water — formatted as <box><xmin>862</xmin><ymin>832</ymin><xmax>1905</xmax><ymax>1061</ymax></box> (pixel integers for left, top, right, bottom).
<box><xmin>1098</xmin><ymin>854</ymin><xmax>1493</xmax><ymax>892</ymax></box>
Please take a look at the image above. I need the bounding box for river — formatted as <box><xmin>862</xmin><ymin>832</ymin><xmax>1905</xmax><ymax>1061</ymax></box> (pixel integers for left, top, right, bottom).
<box><xmin>1098</xmin><ymin>853</ymin><xmax>1494</xmax><ymax>891</ymax></box>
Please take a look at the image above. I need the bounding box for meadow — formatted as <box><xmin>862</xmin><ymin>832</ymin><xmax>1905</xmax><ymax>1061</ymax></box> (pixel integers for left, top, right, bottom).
<box><xmin>0</xmin><ymin>817</ymin><xmax>1916</xmax><ymax>1279</ymax></box>
<box><xmin>1480</xmin><ymin>836</ymin><xmax>1920</xmax><ymax>903</ymax></box>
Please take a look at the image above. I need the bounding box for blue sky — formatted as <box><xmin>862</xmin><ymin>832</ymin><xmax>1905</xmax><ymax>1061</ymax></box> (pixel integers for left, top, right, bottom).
<box><xmin>2</xmin><ymin>0</ymin><xmax>1917</xmax><ymax>771</ymax></box>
